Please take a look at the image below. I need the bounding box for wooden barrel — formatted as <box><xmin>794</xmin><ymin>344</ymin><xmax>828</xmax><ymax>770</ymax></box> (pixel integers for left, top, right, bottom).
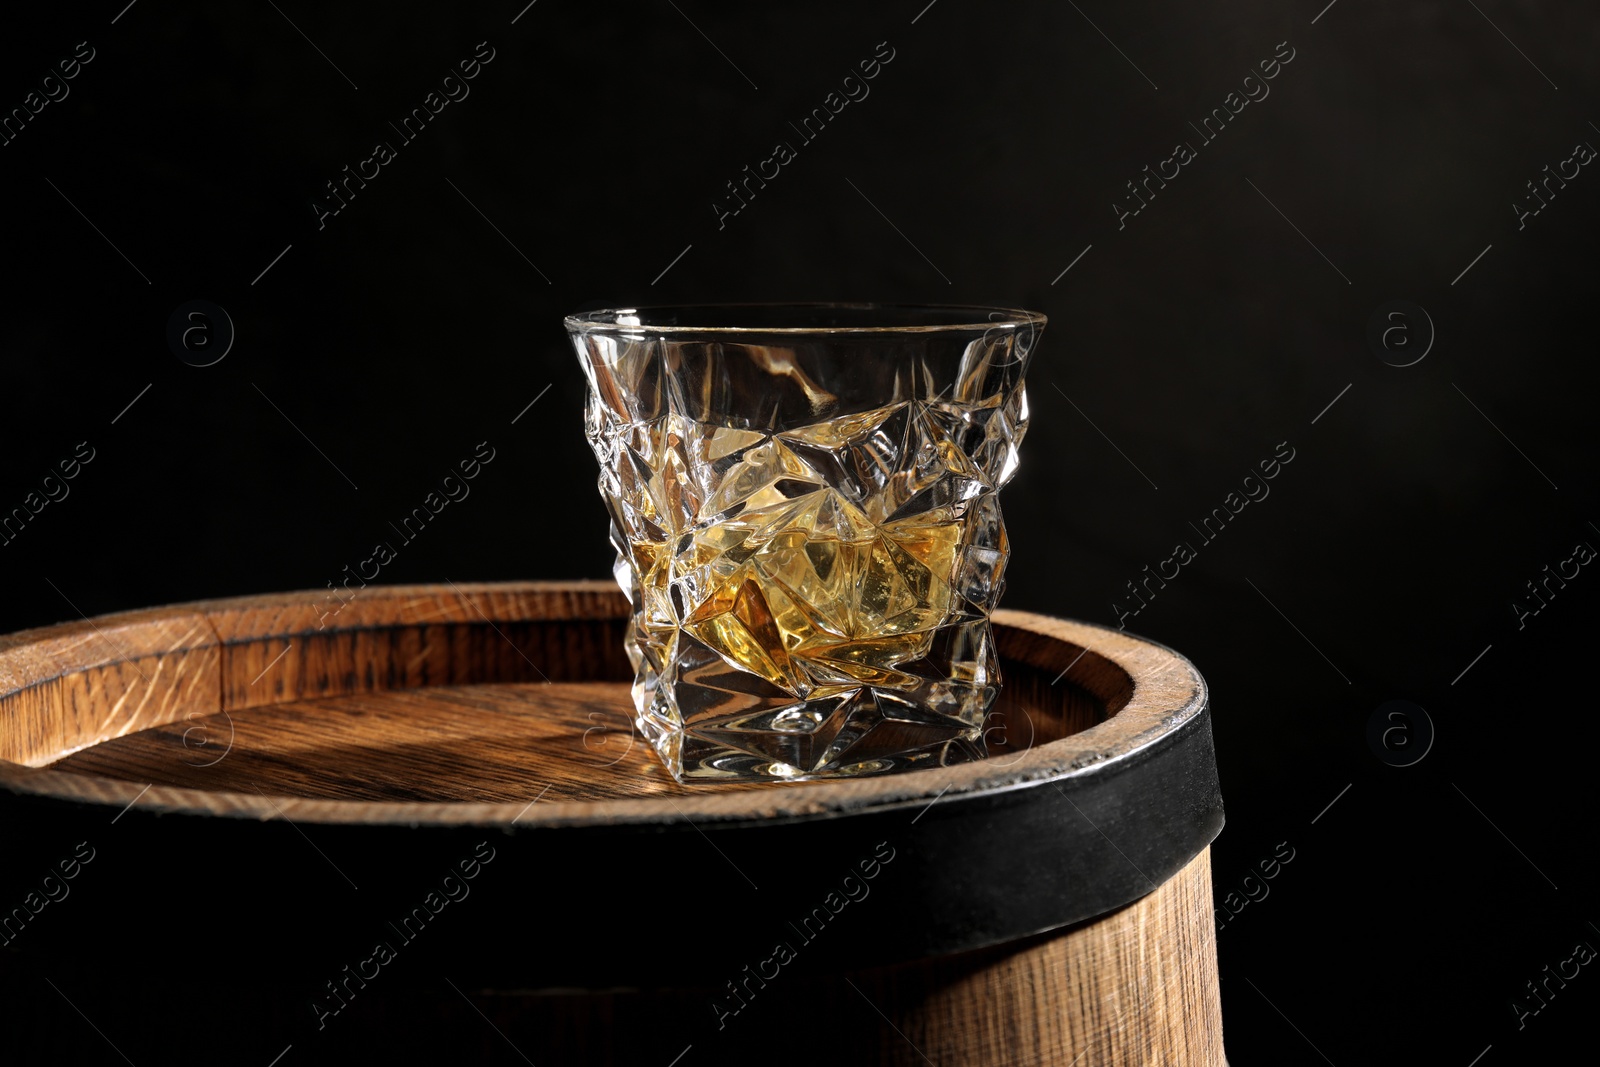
<box><xmin>0</xmin><ymin>581</ymin><xmax>1223</xmax><ymax>1065</ymax></box>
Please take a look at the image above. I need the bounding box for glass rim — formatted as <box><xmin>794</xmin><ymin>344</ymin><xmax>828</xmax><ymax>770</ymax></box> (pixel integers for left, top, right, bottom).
<box><xmin>564</xmin><ymin>302</ymin><xmax>1047</xmax><ymax>336</ymax></box>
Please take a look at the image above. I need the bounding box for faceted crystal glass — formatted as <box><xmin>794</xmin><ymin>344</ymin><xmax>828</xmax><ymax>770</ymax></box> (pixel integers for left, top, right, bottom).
<box><xmin>567</xmin><ymin>304</ymin><xmax>1044</xmax><ymax>782</ymax></box>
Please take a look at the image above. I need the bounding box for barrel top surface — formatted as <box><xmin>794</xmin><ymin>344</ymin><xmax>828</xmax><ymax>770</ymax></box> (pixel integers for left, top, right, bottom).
<box><xmin>0</xmin><ymin>581</ymin><xmax>1222</xmax><ymax>974</ymax></box>
<box><xmin>0</xmin><ymin>581</ymin><xmax>1208</xmax><ymax>829</ymax></box>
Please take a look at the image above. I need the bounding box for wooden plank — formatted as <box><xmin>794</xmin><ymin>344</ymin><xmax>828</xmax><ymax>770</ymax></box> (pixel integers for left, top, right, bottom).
<box><xmin>0</xmin><ymin>611</ymin><xmax>219</xmax><ymax>766</ymax></box>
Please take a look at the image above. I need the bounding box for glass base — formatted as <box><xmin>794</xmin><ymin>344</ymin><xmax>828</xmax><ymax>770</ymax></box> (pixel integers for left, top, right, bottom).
<box><xmin>676</xmin><ymin>732</ymin><xmax>989</xmax><ymax>782</ymax></box>
<box><xmin>625</xmin><ymin>605</ymin><xmax>1003</xmax><ymax>782</ymax></box>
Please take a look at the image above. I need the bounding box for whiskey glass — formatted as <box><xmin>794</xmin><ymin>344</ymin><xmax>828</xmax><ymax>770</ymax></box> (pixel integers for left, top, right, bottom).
<box><xmin>567</xmin><ymin>304</ymin><xmax>1043</xmax><ymax>782</ymax></box>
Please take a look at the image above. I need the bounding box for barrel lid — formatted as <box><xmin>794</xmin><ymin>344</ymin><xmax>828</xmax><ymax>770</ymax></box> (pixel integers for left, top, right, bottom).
<box><xmin>0</xmin><ymin>581</ymin><xmax>1220</xmax><ymax>987</ymax></box>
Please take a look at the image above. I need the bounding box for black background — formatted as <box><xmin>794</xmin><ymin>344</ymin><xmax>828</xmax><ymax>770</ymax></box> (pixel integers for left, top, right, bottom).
<box><xmin>2</xmin><ymin>1</ymin><xmax>1597</xmax><ymax>1063</ymax></box>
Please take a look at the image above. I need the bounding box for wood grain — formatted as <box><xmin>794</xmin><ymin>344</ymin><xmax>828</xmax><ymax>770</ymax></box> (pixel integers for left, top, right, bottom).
<box><xmin>51</xmin><ymin>655</ymin><xmax>1088</xmax><ymax>803</ymax></box>
<box><xmin>0</xmin><ymin>581</ymin><xmax>1202</xmax><ymax>828</ymax></box>
<box><xmin>0</xmin><ymin>581</ymin><xmax>1225</xmax><ymax>1063</ymax></box>
<box><xmin>852</xmin><ymin>846</ymin><xmax>1224</xmax><ymax>1066</ymax></box>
